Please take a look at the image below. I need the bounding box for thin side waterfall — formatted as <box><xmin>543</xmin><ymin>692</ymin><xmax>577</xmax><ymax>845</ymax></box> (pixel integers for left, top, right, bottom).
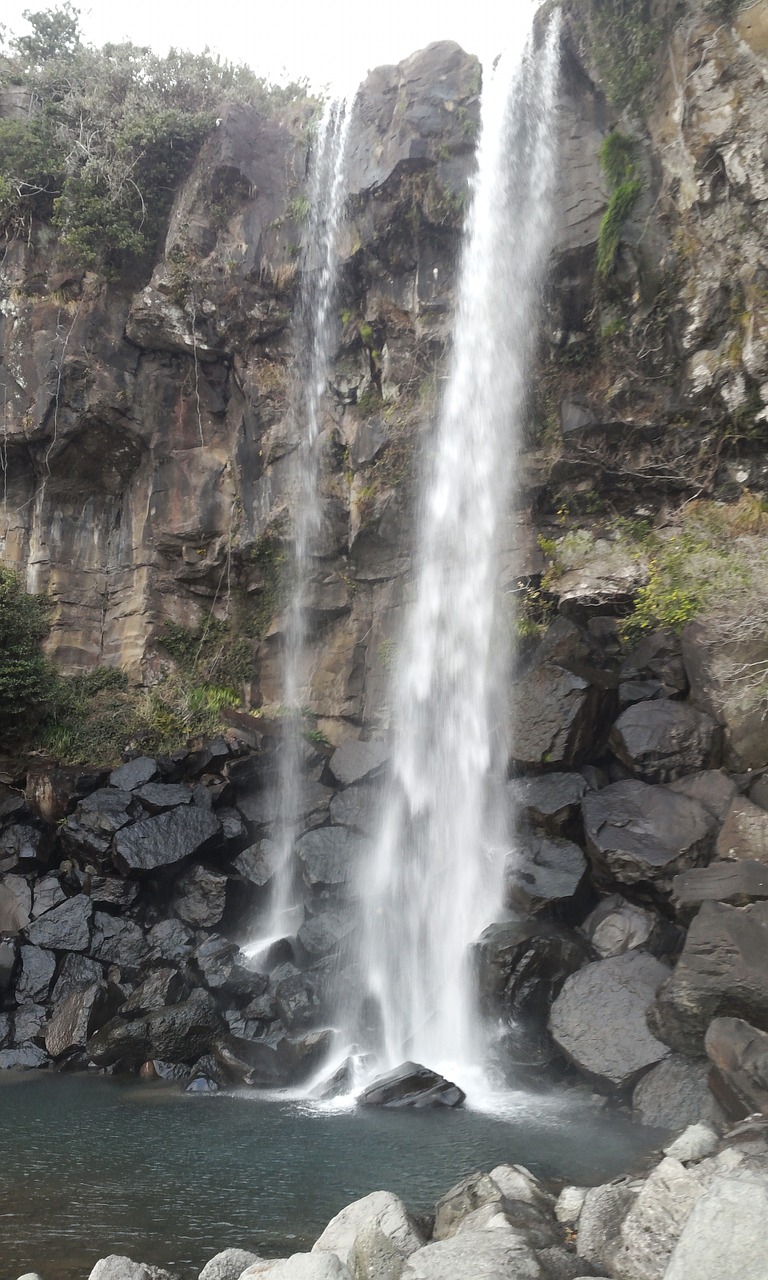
<box><xmin>256</xmin><ymin>98</ymin><xmax>354</xmax><ymax>950</ymax></box>
<box><xmin>356</xmin><ymin>14</ymin><xmax>562</xmax><ymax>1084</ymax></box>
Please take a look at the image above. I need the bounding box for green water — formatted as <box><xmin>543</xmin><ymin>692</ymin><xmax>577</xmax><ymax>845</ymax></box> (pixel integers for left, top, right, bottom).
<box><xmin>0</xmin><ymin>1074</ymin><xmax>663</xmax><ymax>1279</ymax></box>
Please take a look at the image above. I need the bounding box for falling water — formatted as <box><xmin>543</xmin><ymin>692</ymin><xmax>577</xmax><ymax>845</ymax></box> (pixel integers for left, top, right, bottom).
<box><xmin>357</xmin><ymin>13</ymin><xmax>562</xmax><ymax>1083</ymax></box>
<box><xmin>256</xmin><ymin>97</ymin><xmax>354</xmax><ymax>949</ymax></box>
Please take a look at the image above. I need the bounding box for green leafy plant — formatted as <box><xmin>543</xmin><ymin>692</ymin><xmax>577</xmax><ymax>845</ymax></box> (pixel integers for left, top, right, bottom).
<box><xmin>597</xmin><ymin>132</ymin><xmax>642</xmax><ymax>279</ymax></box>
<box><xmin>0</xmin><ymin>569</ymin><xmax>57</xmax><ymax>741</ymax></box>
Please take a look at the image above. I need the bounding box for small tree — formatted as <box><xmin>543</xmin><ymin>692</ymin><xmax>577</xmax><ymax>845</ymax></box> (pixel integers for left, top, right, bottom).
<box><xmin>10</xmin><ymin>3</ymin><xmax>81</xmax><ymax>65</ymax></box>
<box><xmin>0</xmin><ymin>569</ymin><xmax>57</xmax><ymax>741</ymax></box>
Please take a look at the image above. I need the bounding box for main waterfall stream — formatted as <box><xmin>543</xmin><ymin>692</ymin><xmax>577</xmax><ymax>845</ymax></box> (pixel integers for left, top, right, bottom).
<box><xmin>349</xmin><ymin>12</ymin><xmax>562</xmax><ymax>1087</ymax></box>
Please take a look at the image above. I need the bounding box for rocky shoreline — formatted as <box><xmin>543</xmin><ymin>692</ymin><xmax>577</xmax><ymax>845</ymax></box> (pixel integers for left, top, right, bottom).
<box><xmin>12</xmin><ymin>1110</ymin><xmax>768</xmax><ymax>1280</ymax></box>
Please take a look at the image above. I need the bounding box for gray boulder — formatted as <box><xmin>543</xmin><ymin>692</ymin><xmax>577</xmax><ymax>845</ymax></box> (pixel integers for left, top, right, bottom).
<box><xmin>241</xmin><ymin>1255</ymin><xmax>350</xmax><ymax>1278</ymax></box>
<box><xmin>136</xmin><ymin>782</ymin><xmax>194</xmax><ymax>812</ymax></box>
<box><xmin>15</xmin><ymin>945</ymin><xmax>56</xmax><ymax>1003</ymax></box>
<box><xmin>666</xmin><ymin>769</ymin><xmax>738</xmax><ymax>823</ymax></box>
<box><xmin>198</xmin><ymin>1251</ymin><xmax>263</xmax><ymax>1280</ymax></box>
<box><xmin>549</xmin><ymin>952</ymin><xmax>671</xmax><ymax>1090</ymax></box>
<box><xmin>632</xmin><ymin>1054</ymin><xmax>717</xmax><ymax>1130</ymax></box>
<box><xmin>400</xmin><ymin>1232</ymin><xmax>542</xmax><ymax>1280</ymax></box>
<box><xmin>297</xmin><ymin>910</ymin><xmax>356</xmax><ymax>960</ymax></box>
<box><xmin>582</xmin><ymin>780</ymin><xmax>716</xmax><ymax>897</ymax></box>
<box><xmin>503</xmin><ymin>835</ymin><xmax>587</xmax><ymax>917</ymax></box>
<box><xmin>171</xmin><ymin>864</ymin><xmax>228</xmax><ymax>927</ymax></box>
<box><xmin>121</xmin><ymin>968</ymin><xmax>186</xmax><ymax>1015</ymax></box>
<box><xmin>88</xmin><ymin>1259</ymin><xmax>178</xmax><ymax>1280</ymax></box>
<box><xmin>296</xmin><ymin>828</ymin><xmax>370</xmax><ymax>901</ymax></box>
<box><xmin>576</xmin><ymin>1181</ymin><xmax>638</xmax><ymax>1275</ymax></box>
<box><xmin>31</xmin><ymin>875</ymin><xmax>67</xmax><ymax>917</ymax></box>
<box><xmin>715</xmin><ymin>796</ymin><xmax>768</xmax><ymax>862</ymax></box>
<box><xmin>0</xmin><ymin>938</ymin><xmax>16</xmax><ymax>990</ymax></box>
<box><xmin>475</xmin><ymin>919</ymin><xmax>587</xmax><ymax>1026</ymax></box>
<box><xmin>0</xmin><ymin>1044</ymin><xmax>50</xmax><ymax>1069</ymax></box>
<box><xmin>580</xmin><ymin>896</ymin><xmax>655</xmax><ymax>959</ymax></box>
<box><xmin>232</xmin><ymin>841</ymin><xmax>279</xmax><ymax>888</ymax></box>
<box><xmin>507</xmin><ymin>773</ymin><xmax>588</xmax><ymax>835</ymax></box>
<box><xmin>45</xmin><ymin>981</ymin><xmax>121</xmax><ymax>1058</ymax></box>
<box><xmin>609</xmin><ymin>700</ymin><xmax>718</xmax><ymax>783</ymax></box>
<box><xmin>312</xmin><ymin>1190</ymin><xmax>424</xmax><ymax>1275</ymax></box>
<box><xmin>672</xmin><ymin>860</ymin><xmax>768</xmax><ymax>918</ymax></box>
<box><xmin>25</xmin><ymin>893</ymin><xmax>93</xmax><ymax>951</ymax></box>
<box><xmin>90</xmin><ymin>911</ymin><xmax>150</xmax><ymax>972</ymax></box>
<box><xmin>664</xmin><ymin>1176</ymin><xmax>768</xmax><ymax>1279</ymax></box>
<box><xmin>612</xmin><ymin>1157</ymin><xmax>701</xmax><ymax>1280</ymax></box>
<box><xmin>113</xmin><ymin>805</ymin><xmax>222</xmax><ymax>873</ymax></box>
<box><xmin>650</xmin><ymin>900</ymin><xmax>768</xmax><ymax>1054</ymax></box>
<box><xmin>109</xmin><ymin>758</ymin><xmax>159</xmax><ymax>790</ymax></box>
<box><xmin>52</xmin><ymin>952</ymin><xmax>105</xmax><ymax>1003</ymax></box>
<box><xmin>329</xmin><ymin>785</ymin><xmax>377</xmax><ymax>835</ymax></box>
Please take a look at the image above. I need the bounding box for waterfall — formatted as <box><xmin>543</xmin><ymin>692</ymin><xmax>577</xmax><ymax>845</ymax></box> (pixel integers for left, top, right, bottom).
<box><xmin>356</xmin><ymin>13</ymin><xmax>562</xmax><ymax>1083</ymax></box>
<box><xmin>255</xmin><ymin>97</ymin><xmax>354</xmax><ymax>951</ymax></box>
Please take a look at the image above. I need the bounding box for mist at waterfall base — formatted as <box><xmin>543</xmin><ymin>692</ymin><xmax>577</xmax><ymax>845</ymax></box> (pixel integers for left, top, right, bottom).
<box><xmin>0</xmin><ymin>1073</ymin><xmax>665</xmax><ymax>1279</ymax></box>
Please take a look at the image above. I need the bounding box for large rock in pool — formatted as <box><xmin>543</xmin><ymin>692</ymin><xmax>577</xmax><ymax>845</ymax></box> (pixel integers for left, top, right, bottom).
<box><xmin>650</xmin><ymin>900</ymin><xmax>768</xmax><ymax>1054</ymax></box>
<box><xmin>358</xmin><ymin>1062</ymin><xmax>465</xmax><ymax>1108</ymax></box>
<box><xmin>87</xmin><ymin>989</ymin><xmax>222</xmax><ymax>1069</ymax></box>
<box><xmin>609</xmin><ymin>700</ymin><xmax>718</xmax><ymax>783</ymax></box>
<box><xmin>582</xmin><ymin>780</ymin><xmax>717</xmax><ymax>897</ymax></box>
<box><xmin>113</xmin><ymin>805</ymin><xmax>222</xmax><ymax>874</ymax></box>
<box><xmin>549</xmin><ymin>951</ymin><xmax>671</xmax><ymax>1090</ymax></box>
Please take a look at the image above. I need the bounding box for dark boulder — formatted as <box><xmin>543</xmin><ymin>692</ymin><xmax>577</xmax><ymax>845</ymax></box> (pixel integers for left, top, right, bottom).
<box><xmin>135</xmin><ymin>782</ymin><xmax>193</xmax><ymax>813</ymax></box>
<box><xmin>672</xmin><ymin>861</ymin><xmax>768</xmax><ymax>919</ymax></box>
<box><xmin>25</xmin><ymin>893</ymin><xmax>93</xmax><ymax>952</ymax></box>
<box><xmin>13</xmin><ymin>1002</ymin><xmax>47</xmax><ymax>1045</ymax></box>
<box><xmin>113</xmin><ymin>805</ymin><xmax>223</xmax><ymax>874</ymax></box>
<box><xmin>275</xmin><ymin>972</ymin><xmax>321</xmax><ymax>1031</ymax></box>
<box><xmin>296</xmin><ymin>827</ymin><xmax>370</xmax><ymax>902</ymax></box>
<box><xmin>503</xmin><ymin>834</ymin><xmax>588</xmax><ymax>918</ymax></box>
<box><xmin>507</xmin><ymin>773</ymin><xmax>588</xmax><ymax>835</ymax></box>
<box><xmin>194</xmin><ymin>937</ymin><xmax>269</xmax><ymax>998</ymax></box>
<box><xmin>582</xmin><ymin>780</ymin><xmax>717</xmax><ymax>898</ymax></box>
<box><xmin>90</xmin><ymin>912</ymin><xmax>150</xmax><ymax>973</ymax></box>
<box><xmin>147</xmin><ymin>918</ymin><xmax>194</xmax><ymax>962</ymax></box>
<box><xmin>0</xmin><ymin>823</ymin><xmax>47</xmax><ymax>871</ymax></box>
<box><xmin>620</xmin><ymin>630</ymin><xmax>688</xmax><ymax>699</ymax></box>
<box><xmin>31</xmin><ymin>875</ymin><xmax>67</xmax><ymax>918</ymax></box>
<box><xmin>88</xmin><ymin>877</ymin><xmax>140</xmax><ymax>911</ymax></box>
<box><xmin>475</xmin><ymin>919</ymin><xmax>589</xmax><ymax>1026</ymax></box>
<box><xmin>358</xmin><ymin>1062</ymin><xmax>465</xmax><ymax>1108</ymax></box>
<box><xmin>120</xmin><ymin>968</ymin><xmax>186</xmax><ymax>1015</ymax></box>
<box><xmin>231</xmin><ymin>840</ymin><xmax>279</xmax><ymax>888</ymax></box>
<box><xmin>580</xmin><ymin>894</ymin><xmax>679</xmax><ymax>960</ymax></box>
<box><xmin>632</xmin><ymin>1054</ymin><xmax>717</xmax><ymax>1130</ymax></box>
<box><xmin>0</xmin><ymin>1044</ymin><xmax>50</xmax><ymax>1069</ymax></box>
<box><xmin>45</xmin><ymin>981</ymin><xmax>122</xmax><ymax>1058</ymax></box>
<box><xmin>15</xmin><ymin>945</ymin><xmax>56</xmax><ymax>1004</ymax></box>
<box><xmin>0</xmin><ymin>938</ymin><xmax>16</xmax><ymax>990</ymax></box>
<box><xmin>650</xmin><ymin>900</ymin><xmax>768</xmax><ymax>1054</ymax></box>
<box><xmin>88</xmin><ymin>989</ymin><xmax>222</xmax><ymax>1069</ymax></box>
<box><xmin>329</xmin><ymin>784</ymin><xmax>378</xmax><ymax>835</ymax></box>
<box><xmin>171</xmin><ymin>865</ymin><xmax>228</xmax><ymax>928</ymax></box>
<box><xmin>75</xmin><ymin>788</ymin><xmax>141</xmax><ymax>836</ymax></box>
<box><xmin>275</xmin><ymin>1028</ymin><xmax>336</xmax><ymax>1082</ymax></box>
<box><xmin>109</xmin><ymin>757</ymin><xmax>159</xmax><ymax>790</ymax></box>
<box><xmin>52</xmin><ymin>953</ymin><xmax>105</xmax><ymax>1003</ymax></box>
<box><xmin>666</xmin><ymin>769</ymin><xmax>738</xmax><ymax>823</ymax></box>
<box><xmin>297</xmin><ymin>909</ymin><xmax>357</xmax><ymax>960</ymax></box>
<box><xmin>609</xmin><ymin>701</ymin><xmax>718</xmax><ymax>783</ymax></box>
<box><xmin>549</xmin><ymin>951</ymin><xmax>671</xmax><ymax>1090</ymax></box>
<box><xmin>715</xmin><ymin>797</ymin><xmax>768</xmax><ymax>862</ymax></box>
<box><xmin>705</xmin><ymin>1016</ymin><xmax>768</xmax><ymax>1119</ymax></box>
<box><xmin>210</xmin><ymin>1033</ymin><xmax>285</xmax><ymax>1087</ymax></box>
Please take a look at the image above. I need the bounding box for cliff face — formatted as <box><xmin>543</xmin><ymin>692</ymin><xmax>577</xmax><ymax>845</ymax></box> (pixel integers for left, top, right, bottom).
<box><xmin>3</xmin><ymin>4</ymin><xmax>768</xmax><ymax>752</ymax></box>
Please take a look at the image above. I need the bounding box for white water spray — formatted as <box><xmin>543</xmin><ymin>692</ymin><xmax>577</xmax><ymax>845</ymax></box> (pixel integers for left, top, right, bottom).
<box><xmin>356</xmin><ymin>13</ymin><xmax>562</xmax><ymax>1085</ymax></box>
<box><xmin>252</xmin><ymin>98</ymin><xmax>354</xmax><ymax>953</ymax></box>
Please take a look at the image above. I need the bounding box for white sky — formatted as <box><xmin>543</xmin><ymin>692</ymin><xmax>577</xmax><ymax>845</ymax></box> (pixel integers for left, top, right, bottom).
<box><xmin>1</xmin><ymin>0</ymin><xmax>528</xmax><ymax>92</ymax></box>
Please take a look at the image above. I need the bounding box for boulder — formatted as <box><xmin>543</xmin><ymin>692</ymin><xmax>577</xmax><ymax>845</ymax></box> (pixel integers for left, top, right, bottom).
<box><xmin>507</xmin><ymin>773</ymin><xmax>588</xmax><ymax>835</ymax></box>
<box><xmin>576</xmin><ymin>1182</ymin><xmax>638</xmax><ymax>1275</ymax></box>
<box><xmin>611</xmin><ymin>1157</ymin><xmax>702</xmax><ymax>1280</ymax></box>
<box><xmin>609</xmin><ymin>701</ymin><xmax>718</xmax><ymax>784</ymax></box>
<box><xmin>503</xmin><ymin>835</ymin><xmax>587</xmax><ymax>918</ymax></box>
<box><xmin>147</xmin><ymin>919</ymin><xmax>194</xmax><ymax>962</ymax></box>
<box><xmin>121</xmin><ymin>968</ymin><xmax>186</xmax><ymax>1015</ymax></box>
<box><xmin>87</xmin><ymin>1259</ymin><xmax>177</xmax><ymax>1280</ymax></box>
<box><xmin>631</xmin><ymin>1055</ymin><xmax>716</xmax><ymax>1130</ymax></box>
<box><xmin>45</xmin><ymin>981</ymin><xmax>121</xmax><ymax>1058</ymax></box>
<box><xmin>715</xmin><ymin>796</ymin><xmax>768</xmax><ymax>862</ymax></box>
<box><xmin>665</xmin><ymin>1176</ymin><xmax>768</xmax><ymax>1280</ymax></box>
<box><xmin>705</xmin><ymin>1016</ymin><xmax>768</xmax><ymax>1118</ymax></box>
<box><xmin>549</xmin><ymin>952</ymin><xmax>670</xmax><ymax>1090</ymax></box>
<box><xmin>241</xmin><ymin>1256</ymin><xmax>350</xmax><ymax>1279</ymax></box>
<box><xmin>475</xmin><ymin>918</ymin><xmax>588</xmax><ymax>1040</ymax></box>
<box><xmin>297</xmin><ymin>910</ymin><xmax>356</xmax><ymax>960</ymax></box>
<box><xmin>0</xmin><ymin>822</ymin><xmax>46</xmax><ymax>871</ymax></box>
<box><xmin>75</xmin><ymin>788</ymin><xmax>141</xmax><ymax>837</ymax></box>
<box><xmin>328</xmin><ymin>740</ymin><xmax>388</xmax><ymax>786</ymax></box>
<box><xmin>89</xmin><ymin>877</ymin><xmax>140</xmax><ymax>910</ymax></box>
<box><xmin>358</xmin><ymin>1062</ymin><xmax>465</xmax><ymax>1108</ymax></box>
<box><xmin>0</xmin><ymin>874</ymin><xmax>31</xmax><ymax>933</ymax></box>
<box><xmin>682</xmin><ymin>615</ymin><xmax>768</xmax><ymax>770</ymax></box>
<box><xmin>650</xmin><ymin>900</ymin><xmax>768</xmax><ymax>1054</ymax></box>
<box><xmin>109</xmin><ymin>758</ymin><xmax>159</xmax><ymax>790</ymax></box>
<box><xmin>329</xmin><ymin>785</ymin><xmax>377</xmax><ymax>835</ymax></box>
<box><xmin>232</xmin><ymin>841</ymin><xmax>280</xmax><ymax>888</ymax></box>
<box><xmin>135</xmin><ymin>782</ymin><xmax>193</xmax><ymax>812</ymax></box>
<box><xmin>580</xmin><ymin>896</ymin><xmax>656</xmax><ymax>959</ymax></box>
<box><xmin>211</xmin><ymin>1034</ymin><xmax>285</xmax><ymax>1087</ymax></box>
<box><xmin>672</xmin><ymin>860</ymin><xmax>768</xmax><ymax>918</ymax></box>
<box><xmin>312</xmin><ymin>1190</ymin><xmax>424</xmax><ymax>1273</ymax></box>
<box><xmin>52</xmin><ymin>952</ymin><xmax>105</xmax><ymax>1003</ymax></box>
<box><xmin>113</xmin><ymin>805</ymin><xmax>222</xmax><ymax>874</ymax></box>
<box><xmin>0</xmin><ymin>938</ymin><xmax>16</xmax><ymax>990</ymax></box>
<box><xmin>433</xmin><ymin>1173</ymin><xmax>507</xmax><ymax>1240</ymax></box>
<box><xmin>15</xmin><ymin>945</ymin><xmax>56</xmax><ymax>1004</ymax></box>
<box><xmin>0</xmin><ymin>1044</ymin><xmax>50</xmax><ymax>1069</ymax></box>
<box><xmin>620</xmin><ymin>631</ymin><xmax>687</xmax><ymax>700</ymax></box>
<box><xmin>88</xmin><ymin>989</ymin><xmax>222</xmax><ymax>1069</ymax></box>
<box><xmin>274</xmin><ymin>973</ymin><xmax>321</xmax><ymax>1031</ymax></box>
<box><xmin>663</xmin><ymin>1124</ymin><xmax>719</xmax><ymax>1162</ymax></box>
<box><xmin>25</xmin><ymin>893</ymin><xmax>93</xmax><ymax>951</ymax></box>
<box><xmin>30</xmin><ymin>875</ymin><xmax>67</xmax><ymax>918</ymax></box>
<box><xmin>13</xmin><ymin>1002</ymin><xmax>47</xmax><ymax>1044</ymax></box>
<box><xmin>296</xmin><ymin>828</ymin><xmax>370</xmax><ymax>901</ymax></box>
<box><xmin>276</xmin><ymin>1030</ymin><xmax>335</xmax><ymax>1083</ymax></box>
<box><xmin>582</xmin><ymin>780</ymin><xmax>717</xmax><ymax>897</ymax></box>
<box><xmin>399</xmin><ymin>1233</ymin><xmax>542</xmax><ymax>1280</ymax></box>
<box><xmin>90</xmin><ymin>912</ymin><xmax>150</xmax><ymax>972</ymax></box>
<box><xmin>666</xmin><ymin>770</ymin><xmax>738</xmax><ymax>823</ymax></box>
<box><xmin>198</xmin><ymin>1251</ymin><xmax>264</xmax><ymax>1280</ymax></box>
<box><xmin>171</xmin><ymin>865</ymin><xmax>228</xmax><ymax>927</ymax></box>
<box><xmin>510</xmin><ymin>665</ymin><xmax>608</xmax><ymax>771</ymax></box>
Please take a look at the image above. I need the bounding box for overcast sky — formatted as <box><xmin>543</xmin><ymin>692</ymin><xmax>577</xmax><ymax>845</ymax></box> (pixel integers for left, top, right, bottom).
<box><xmin>2</xmin><ymin>0</ymin><xmax>530</xmax><ymax>91</ymax></box>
